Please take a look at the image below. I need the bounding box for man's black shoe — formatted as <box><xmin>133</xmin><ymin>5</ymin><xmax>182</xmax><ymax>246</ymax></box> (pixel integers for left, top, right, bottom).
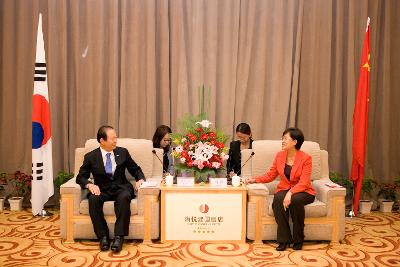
<box><xmin>292</xmin><ymin>242</ymin><xmax>303</xmax><ymax>250</ymax></box>
<box><xmin>111</xmin><ymin>236</ymin><xmax>124</xmax><ymax>253</ymax></box>
<box><xmin>276</xmin><ymin>243</ymin><xmax>288</xmax><ymax>251</ymax></box>
<box><xmin>100</xmin><ymin>236</ymin><xmax>110</xmax><ymax>251</ymax></box>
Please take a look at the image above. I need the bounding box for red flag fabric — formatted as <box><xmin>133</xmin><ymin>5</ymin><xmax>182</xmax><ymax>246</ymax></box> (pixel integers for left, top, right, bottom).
<box><xmin>351</xmin><ymin>18</ymin><xmax>370</xmax><ymax>216</ymax></box>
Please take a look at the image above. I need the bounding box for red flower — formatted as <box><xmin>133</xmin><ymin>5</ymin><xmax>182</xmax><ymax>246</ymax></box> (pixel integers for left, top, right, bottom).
<box><xmin>215</xmin><ymin>142</ymin><xmax>224</xmax><ymax>149</ymax></box>
<box><xmin>208</xmin><ymin>132</ymin><xmax>216</xmax><ymax>138</ymax></box>
<box><xmin>200</xmin><ymin>133</ymin><xmax>208</xmax><ymax>141</ymax></box>
<box><xmin>195</xmin><ymin>127</ymin><xmax>203</xmax><ymax>132</ymax></box>
<box><xmin>189</xmin><ymin>136</ymin><xmax>197</xmax><ymax>142</ymax></box>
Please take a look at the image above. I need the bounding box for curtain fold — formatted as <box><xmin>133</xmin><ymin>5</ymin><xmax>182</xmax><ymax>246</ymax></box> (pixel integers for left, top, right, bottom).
<box><xmin>118</xmin><ymin>0</ymin><xmax>170</xmax><ymax>139</ymax></box>
<box><xmin>0</xmin><ymin>0</ymin><xmax>399</xmax><ymax>184</ymax></box>
<box><xmin>235</xmin><ymin>0</ymin><xmax>304</xmax><ymax>140</ymax></box>
<box><xmin>169</xmin><ymin>0</ymin><xmax>240</xmax><ymax>135</ymax></box>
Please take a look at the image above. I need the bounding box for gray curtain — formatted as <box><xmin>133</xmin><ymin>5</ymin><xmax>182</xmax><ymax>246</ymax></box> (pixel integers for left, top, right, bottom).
<box><xmin>0</xmin><ymin>0</ymin><xmax>399</xmax><ymax>186</ymax></box>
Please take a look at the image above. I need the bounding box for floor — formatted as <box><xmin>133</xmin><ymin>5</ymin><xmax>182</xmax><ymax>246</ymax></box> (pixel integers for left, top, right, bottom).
<box><xmin>0</xmin><ymin>210</ymin><xmax>399</xmax><ymax>266</ymax></box>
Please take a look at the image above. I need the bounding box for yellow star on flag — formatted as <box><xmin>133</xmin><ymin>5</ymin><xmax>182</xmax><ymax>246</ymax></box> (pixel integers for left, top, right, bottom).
<box><xmin>362</xmin><ymin>53</ymin><xmax>370</xmax><ymax>72</ymax></box>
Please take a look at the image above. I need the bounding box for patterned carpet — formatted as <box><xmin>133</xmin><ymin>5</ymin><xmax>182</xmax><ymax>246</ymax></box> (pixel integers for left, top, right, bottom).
<box><xmin>0</xmin><ymin>210</ymin><xmax>399</xmax><ymax>267</ymax></box>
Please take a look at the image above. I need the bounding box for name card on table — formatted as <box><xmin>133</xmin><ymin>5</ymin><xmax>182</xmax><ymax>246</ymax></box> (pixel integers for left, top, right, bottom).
<box><xmin>177</xmin><ymin>177</ymin><xmax>195</xmax><ymax>187</ymax></box>
<box><xmin>209</xmin><ymin>178</ymin><xmax>227</xmax><ymax>188</ymax></box>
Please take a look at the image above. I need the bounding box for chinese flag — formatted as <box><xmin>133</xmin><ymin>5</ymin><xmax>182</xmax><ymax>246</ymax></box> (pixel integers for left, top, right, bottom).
<box><xmin>351</xmin><ymin>17</ymin><xmax>370</xmax><ymax>216</ymax></box>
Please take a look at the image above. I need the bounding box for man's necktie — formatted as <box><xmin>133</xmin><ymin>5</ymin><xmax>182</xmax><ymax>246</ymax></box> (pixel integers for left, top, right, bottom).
<box><xmin>105</xmin><ymin>152</ymin><xmax>113</xmax><ymax>179</ymax></box>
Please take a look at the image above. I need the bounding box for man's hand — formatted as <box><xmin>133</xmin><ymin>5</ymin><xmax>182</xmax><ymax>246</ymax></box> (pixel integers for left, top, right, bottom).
<box><xmin>229</xmin><ymin>171</ymin><xmax>236</xmax><ymax>178</ymax></box>
<box><xmin>135</xmin><ymin>179</ymin><xmax>144</xmax><ymax>190</ymax></box>
<box><xmin>87</xmin><ymin>183</ymin><xmax>100</xmax><ymax>195</ymax></box>
<box><xmin>283</xmin><ymin>191</ymin><xmax>292</xmax><ymax>210</ymax></box>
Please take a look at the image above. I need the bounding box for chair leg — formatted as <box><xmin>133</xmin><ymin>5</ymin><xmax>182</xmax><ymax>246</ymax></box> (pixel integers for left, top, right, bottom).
<box><xmin>249</xmin><ymin>196</ymin><xmax>264</xmax><ymax>244</ymax></box>
<box><xmin>143</xmin><ymin>195</ymin><xmax>158</xmax><ymax>244</ymax></box>
<box><xmin>62</xmin><ymin>194</ymin><xmax>75</xmax><ymax>244</ymax></box>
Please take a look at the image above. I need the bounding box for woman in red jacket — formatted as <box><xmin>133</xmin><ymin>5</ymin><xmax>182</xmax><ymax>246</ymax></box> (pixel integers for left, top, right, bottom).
<box><xmin>245</xmin><ymin>128</ymin><xmax>315</xmax><ymax>251</ymax></box>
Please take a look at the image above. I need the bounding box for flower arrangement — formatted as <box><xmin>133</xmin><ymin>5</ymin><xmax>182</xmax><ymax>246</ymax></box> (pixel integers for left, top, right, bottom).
<box><xmin>9</xmin><ymin>171</ymin><xmax>32</xmax><ymax>197</ymax></box>
<box><xmin>171</xmin><ymin>113</ymin><xmax>229</xmax><ymax>182</ymax></box>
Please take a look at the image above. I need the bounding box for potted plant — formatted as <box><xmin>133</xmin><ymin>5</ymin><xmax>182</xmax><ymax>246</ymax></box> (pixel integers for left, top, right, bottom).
<box><xmin>8</xmin><ymin>171</ymin><xmax>32</xmax><ymax>211</ymax></box>
<box><xmin>377</xmin><ymin>180</ymin><xmax>399</xmax><ymax>212</ymax></box>
<box><xmin>329</xmin><ymin>172</ymin><xmax>354</xmax><ymax>191</ymax></box>
<box><xmin>54</xmin><ymin>171</ymin><xmax>74</xmax><ymax>204</ymax></box>
<box><xmin>329</xmin><ymin>172</ymin><xmax>354</xmax><ymax>209</ymax></box>
<box><xmin>358</xmin><ymin>176</ymin><xmax>374</xmax><ymax>214</ymax></box>
<box><xmin>54</xmin><ymin>171</ymin><xmax>74</xmax><ymax>189</ymax></box>
<box><xmin>0</xmin><ymin>172</ymin><xmax>6</xmax><ymax>211</ymax></box>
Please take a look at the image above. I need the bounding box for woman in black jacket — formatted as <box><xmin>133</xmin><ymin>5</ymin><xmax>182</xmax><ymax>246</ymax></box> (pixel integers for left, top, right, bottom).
<box><xmin>226</xmin><ymin>123</ymin><xmax>253</xmax><ymax>178</ymax></box>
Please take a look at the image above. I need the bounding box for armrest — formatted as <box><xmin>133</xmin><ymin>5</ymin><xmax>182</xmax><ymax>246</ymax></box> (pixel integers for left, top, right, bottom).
<box><xmin>247</xmin><ymin>184</ymin><xmax>270</xmax><ymax>217</ymax></box>
<box><xmin>313</xmin><ymin>178</ymin><xmax>346</xmax><ymax>216</ymax></box>
<box><xmin>246</xmin><ymin>183</ymin><xmax>269</xmax><ymax>196</ymax></box>
<box><xmin>60</xmin><ymin>177</ymin><xmax>84</xmax><ymax>215</ymax></box>
<box><xmin>137</xmin><ymin>186</ymin><xmax>160</xmax><ymax>216</ymax></box>
<box><xmin>313</xmin><ymin>179</ymin><xmax>346</xmax><ymax>203</ymax></box>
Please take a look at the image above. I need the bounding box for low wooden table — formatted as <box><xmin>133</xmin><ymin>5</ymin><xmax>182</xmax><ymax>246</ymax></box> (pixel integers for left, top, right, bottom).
<box><xmin>160</xmin><ymin>184</ymin><xmax>247</xmax><ymax>243</ymax></box>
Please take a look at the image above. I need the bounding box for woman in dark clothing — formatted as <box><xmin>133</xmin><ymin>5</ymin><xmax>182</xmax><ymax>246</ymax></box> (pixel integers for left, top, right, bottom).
<box><xmin>152</xmin><ymin>125</ymin><xmax>174</xmax><ymax>174</ymax></box>
<box><xmin>226</xmin><ymin>123</ymin><xmax>253</xmax><ymax>178</ymax></box>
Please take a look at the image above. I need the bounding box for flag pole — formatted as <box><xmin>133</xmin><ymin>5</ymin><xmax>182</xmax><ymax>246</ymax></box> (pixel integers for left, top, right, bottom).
<box><xmin>37</xmin><ymin>209</ymin><xmax>53</xmax><ymax>217</ymax></box>
<box><xmin>348</xmin><ymin>185</ymin><xmax>355</xmax><ymax>218</ymax></box>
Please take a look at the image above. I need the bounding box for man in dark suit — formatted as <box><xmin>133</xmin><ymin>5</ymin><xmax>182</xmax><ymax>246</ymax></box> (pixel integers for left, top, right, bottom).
<box><xmin>76</xmin><ymin>125</ymin><xmax>145</xmax><ymax>253</ymax></box>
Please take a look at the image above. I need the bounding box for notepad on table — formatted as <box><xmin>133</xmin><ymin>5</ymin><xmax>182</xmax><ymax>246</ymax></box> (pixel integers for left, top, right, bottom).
<box><xmin>141</xmin><ymin>181</ymin><xmax>159</xmax><ymax>188</ymax></box>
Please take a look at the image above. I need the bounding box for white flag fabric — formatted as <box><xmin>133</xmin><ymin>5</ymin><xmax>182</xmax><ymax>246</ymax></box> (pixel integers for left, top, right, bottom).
<box><xmin>31</xmin><ymin>13</ymin><xmax>54</xmax><ymax>215</ymax></box>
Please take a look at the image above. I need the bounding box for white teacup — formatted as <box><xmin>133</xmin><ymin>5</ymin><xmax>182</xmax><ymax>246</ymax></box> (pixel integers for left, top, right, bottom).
<box><xmin>165</xmin><ymin>175</ymin><xmax>174</xmax><ymax>186</ymax></box>
<box><xmin>232</xmin><ymin>175</ymin><xmax>241</xmax><ymax>187</ymax></box>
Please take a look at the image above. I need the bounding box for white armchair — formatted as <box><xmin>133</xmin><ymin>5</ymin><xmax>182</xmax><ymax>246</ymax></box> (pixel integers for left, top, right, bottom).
<box><xmin>60</xmin><ymin>139</ymin><xmax>163</xmax><ymax>243</ymax></box>
<box><xmin>242</xmin><ymin>140</ymin><xmax>346</xmax><ymax>245</ymax></box>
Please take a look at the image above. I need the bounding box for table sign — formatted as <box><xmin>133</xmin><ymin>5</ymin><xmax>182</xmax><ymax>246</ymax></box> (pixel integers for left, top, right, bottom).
<box><xmin>161</xmin><ymin>185</ymin><xmax>247</xmax><ymax>242</ymax></box>
<box><xmin>177</xmin><ymin>177</ymin><xmax>195</xmax><ymax>187</ymax></box>
<box><xmin>209</xmin><ymin>178</ymin><xmax>227</xmax><ymax>188</ymax></box>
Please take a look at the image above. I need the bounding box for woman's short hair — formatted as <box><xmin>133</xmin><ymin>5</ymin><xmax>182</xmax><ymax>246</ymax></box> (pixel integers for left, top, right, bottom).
<box><xmin>282</xmin><ymin>127</ymin><xmax>304</xmax><ymax>150</ymax></box>
<box><xmin>152</xmin><ymin>125</ymin><xmax>172</xmax><ymax>149</ymax></box>
<box><xmin>236</xmin><ymin>123</ymin><xmax>252</xmax><ymax>135</ymax></box>
<box><xmin>97</xmin><ymin>125</ymin><xmax>114</xmax><ymax>143</ymax></box>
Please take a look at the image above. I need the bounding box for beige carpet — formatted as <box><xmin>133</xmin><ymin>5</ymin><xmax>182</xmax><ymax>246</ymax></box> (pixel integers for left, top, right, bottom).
<box><xmin>0</xmin><ymin>210</ymin><xmax>399</xmax><ymax>266</ymax></box>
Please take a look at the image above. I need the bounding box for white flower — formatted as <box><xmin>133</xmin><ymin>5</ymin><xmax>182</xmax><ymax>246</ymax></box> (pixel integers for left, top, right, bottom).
<box><xmin>221</xmin><ymin>152</ymin><xmax>229</xmax><ymax>160</ymax></box>
<box><xmin>181</xmin><ymin>138</ymin><xmax>187</xmax><ymax>143</ymax></box>
<box><xmin>180</xmin><ymin>157</ymin><xmax>186</xmax><ymax>163</ymax></box>
<box><xmin>175</xmin><ymin>145</ymin><xmax>183</xmax><ymax>153</ymax></box>
<box><xmin>212</xmin><ymin>162</ymin><xmax>221</xmax><ymax>169</ymax></box>
<box><xmin>196</xmin><ymin>120</ymin><xmax>213</xmax><ymax>128</ymax></box>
